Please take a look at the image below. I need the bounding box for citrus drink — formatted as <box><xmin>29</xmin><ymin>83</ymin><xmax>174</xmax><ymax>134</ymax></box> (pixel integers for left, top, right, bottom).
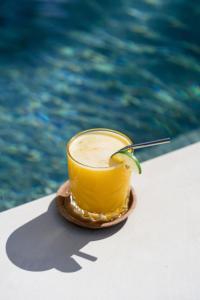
<box><xmin>67</xmin><ymin>129</ymin><xmax>133</xmax><ymax>220</ymax></box>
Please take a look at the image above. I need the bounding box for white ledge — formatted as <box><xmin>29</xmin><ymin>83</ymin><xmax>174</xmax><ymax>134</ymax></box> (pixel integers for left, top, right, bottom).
<box><xmin>0</xmin><ymin>142</ymin><xmax>200</xmax><ymax>300</ymax></box>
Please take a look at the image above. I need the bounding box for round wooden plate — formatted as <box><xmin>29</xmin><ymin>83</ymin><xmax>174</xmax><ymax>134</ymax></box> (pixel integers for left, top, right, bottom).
<box><xmin>56</xmin><ymin>181</ymin><xmax>137</xmax><ymax>229</ymax></box>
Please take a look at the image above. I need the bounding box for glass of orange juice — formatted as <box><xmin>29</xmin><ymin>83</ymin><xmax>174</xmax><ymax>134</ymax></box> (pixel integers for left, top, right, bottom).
<box><xmin>67</xmin><ymin>128</ymin><xmax>133</xmax><ymax>221</ymax></box>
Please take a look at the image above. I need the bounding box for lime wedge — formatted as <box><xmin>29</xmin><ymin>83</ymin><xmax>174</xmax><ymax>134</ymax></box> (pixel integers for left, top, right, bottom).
<box><xmin>110</xmin><ymin>150</ymin><xmax>142</xmax><ymax>174</ymax></box>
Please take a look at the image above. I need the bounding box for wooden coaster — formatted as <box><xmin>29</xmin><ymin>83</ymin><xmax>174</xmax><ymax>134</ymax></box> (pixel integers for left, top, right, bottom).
<box><xmin>56</xmin><ymin>180</ymin><xmax>137</xmax><ymax>229</ymax></box>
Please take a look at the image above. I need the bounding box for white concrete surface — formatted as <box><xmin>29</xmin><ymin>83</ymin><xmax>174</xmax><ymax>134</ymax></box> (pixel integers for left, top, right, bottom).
<box><xmin>0</xmin><ymin>142</ymin><xmax>200</xmax><ymax>300</ymax></box>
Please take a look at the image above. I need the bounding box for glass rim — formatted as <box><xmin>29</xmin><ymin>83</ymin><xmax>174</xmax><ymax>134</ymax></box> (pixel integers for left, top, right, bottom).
<box><xmin>66</xmin><ymin>128</ymin><xmax>132</xmax><ymax>170</ymax></box>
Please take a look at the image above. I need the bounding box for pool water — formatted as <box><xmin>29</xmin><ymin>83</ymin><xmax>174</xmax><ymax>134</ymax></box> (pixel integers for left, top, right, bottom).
<box><xmin>0</xmin><ymin>0</ymin><xmax>200</xmax><ymax>211</ymax></box>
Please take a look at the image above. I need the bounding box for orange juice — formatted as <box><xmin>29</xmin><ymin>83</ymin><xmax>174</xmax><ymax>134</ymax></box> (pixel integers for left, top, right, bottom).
<box><xmin>67</xmin><ymin>129</ymin><xmax>132</xmax><ymax>220</ymax></box>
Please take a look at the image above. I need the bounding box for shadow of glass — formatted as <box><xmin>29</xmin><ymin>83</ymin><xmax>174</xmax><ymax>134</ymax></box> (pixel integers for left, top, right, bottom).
<box><xmin>6</xmin><ymin>199</ymin><xmax>125</xmax><ymax>272</ymax></box>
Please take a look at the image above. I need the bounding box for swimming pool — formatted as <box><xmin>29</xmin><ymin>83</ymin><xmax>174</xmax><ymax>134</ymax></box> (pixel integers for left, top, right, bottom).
<box><xmin>0</xmin><ymin>0</ymin><xmax>200</xmax><ymax>211</ymax></box>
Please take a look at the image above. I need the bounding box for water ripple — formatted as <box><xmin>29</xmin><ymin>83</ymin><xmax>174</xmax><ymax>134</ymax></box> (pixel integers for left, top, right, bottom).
<box><xmin>0</xmin><ymin>0</ymin><xmax>200</xmax><ymax>211</ymax></box>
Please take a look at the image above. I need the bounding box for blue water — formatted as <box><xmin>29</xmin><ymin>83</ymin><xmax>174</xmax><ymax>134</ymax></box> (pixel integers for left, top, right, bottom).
<box><xmin>0</xmin><ymin>0</ymin><xmax>200</xmax><ymax>211</ymax></box>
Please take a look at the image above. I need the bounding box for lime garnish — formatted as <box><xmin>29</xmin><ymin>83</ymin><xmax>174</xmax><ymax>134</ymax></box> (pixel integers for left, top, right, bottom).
<box><xmin>111</xmin><ymin>150</ymin><xmax>142</xmax><ymax>174</ymax></box>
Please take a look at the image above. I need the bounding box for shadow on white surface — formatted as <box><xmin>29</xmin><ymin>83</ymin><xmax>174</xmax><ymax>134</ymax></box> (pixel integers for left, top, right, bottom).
<box><xmin>6</xmin><ymin>200</ymin><xmax>125</xmax><ymax>272</ymax></box>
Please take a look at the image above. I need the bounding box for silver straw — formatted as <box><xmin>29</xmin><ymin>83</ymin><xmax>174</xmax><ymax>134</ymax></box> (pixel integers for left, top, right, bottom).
<box><xmin>113</xmin><ymin>137</ymin><xmax>171</xmax><ymax>155</ymax></box>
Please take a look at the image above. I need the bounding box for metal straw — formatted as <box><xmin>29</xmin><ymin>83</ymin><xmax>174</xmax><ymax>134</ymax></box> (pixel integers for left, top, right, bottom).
<box><xmin>113</xmin><ymin>137</ymin><xmax>171</xmax><ymax>155</ymax></box>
